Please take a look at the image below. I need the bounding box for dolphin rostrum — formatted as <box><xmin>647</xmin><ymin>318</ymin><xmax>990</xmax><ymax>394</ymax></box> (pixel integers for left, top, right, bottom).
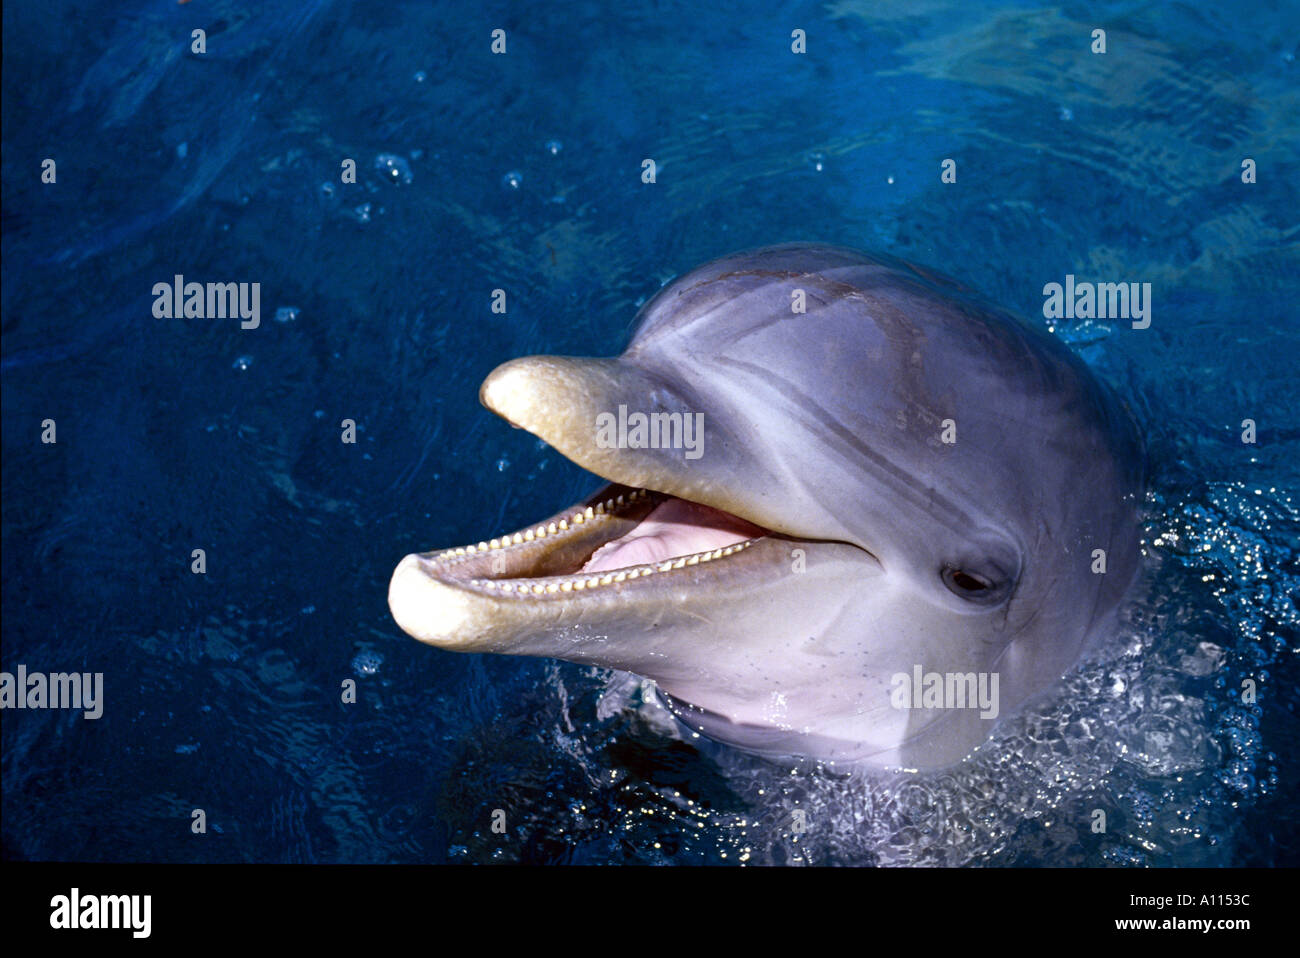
<box><xmin>389</xmin><ymin>244</ymin><xmax>1144</xmax><ymax>769</ymax></box>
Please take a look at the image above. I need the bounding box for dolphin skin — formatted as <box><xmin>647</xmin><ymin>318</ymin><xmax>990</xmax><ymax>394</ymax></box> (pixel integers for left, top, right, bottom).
<box><xmin>389</xmin><ymin>244</ymin><xmax>1144</xmax><ymax>769</ymax></box>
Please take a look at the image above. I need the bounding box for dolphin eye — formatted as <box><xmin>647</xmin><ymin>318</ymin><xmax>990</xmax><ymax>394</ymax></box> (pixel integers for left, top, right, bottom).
<box><xmin>949</xmin><ymin>569</ymin><xmax>989</xmax><ymax>591</ymax></box>
<box><xmin>941</xmin><ymin>565</ymin><xmax>1009</xmax><ymax>604</ymax></box>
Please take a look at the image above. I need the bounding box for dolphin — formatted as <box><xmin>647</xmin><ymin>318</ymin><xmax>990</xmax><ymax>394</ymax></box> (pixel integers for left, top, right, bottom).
<box><xmin>388</xmin><ymin>244</ymin><xmax>1144</xmax><ymax>769</ymax></box>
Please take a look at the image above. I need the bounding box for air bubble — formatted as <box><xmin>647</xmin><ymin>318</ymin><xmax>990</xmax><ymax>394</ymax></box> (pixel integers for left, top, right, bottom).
<box><xmin>502</xmin><ymin>170</ymin><xmax>523</xmax><ymax>190</ymax></box>
<box><xmin>232</xmin><ymin>355</ymin><xmax>253</xmax><ymax>371</ymax></box>
<box><xmin>274</xmin><ymin>306</ymin><xmax>300</xmax><ymax>323</ymax></box>
<box><xmin>375</xmin><ymin>153</ymin><xmax>413</xmax><ymax>185</ymax></box>
<box><xmin>545</xmin><ymin>139</ymin><xmax>562</xmax><ymax>155</ymax></box>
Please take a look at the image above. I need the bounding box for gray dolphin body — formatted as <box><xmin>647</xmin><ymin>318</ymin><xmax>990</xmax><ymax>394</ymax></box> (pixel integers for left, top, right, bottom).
<box><xmin>389</xmin><ymin>244</ymin><xmax>1144</xmax><ymax>769</ymax></box>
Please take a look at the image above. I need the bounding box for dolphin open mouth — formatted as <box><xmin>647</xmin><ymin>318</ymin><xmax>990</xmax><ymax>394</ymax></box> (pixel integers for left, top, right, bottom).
<box><xmin>409</xmin><ymin>483</ymin><xmax>768</xmax><ymax>595</ymax></box>
<box><xmin>387</xmin><ymin>351</ymin><xmax>831</xmax><ymax>649</ymax></box>
<box><xmin>388</xmin><ymin>480</ymin><xmax>790</xmax><ymax>648</ymax></box>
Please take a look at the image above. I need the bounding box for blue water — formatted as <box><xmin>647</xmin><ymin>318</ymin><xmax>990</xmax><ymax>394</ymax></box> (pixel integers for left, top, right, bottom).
<box><xmin>2</xmin><ymin>0</ymin><xmax>1297</xmax><ymax>865</ymax></box>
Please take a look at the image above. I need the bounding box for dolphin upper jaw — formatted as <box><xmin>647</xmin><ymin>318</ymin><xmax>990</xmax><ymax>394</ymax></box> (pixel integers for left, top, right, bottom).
<box><xmin>477</xmin><ymin>355</ymin><xmax>849</xmax><ymax>546</ymax></box>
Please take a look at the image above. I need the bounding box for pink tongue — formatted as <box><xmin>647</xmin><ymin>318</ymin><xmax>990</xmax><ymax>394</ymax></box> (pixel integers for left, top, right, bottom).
<box><xmin>581</xmin><ymin>498</ymin><xmax>767</xmax><ymax>574</ymax></box>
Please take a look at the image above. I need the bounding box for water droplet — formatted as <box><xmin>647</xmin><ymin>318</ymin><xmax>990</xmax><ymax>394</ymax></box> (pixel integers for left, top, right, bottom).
<box><xmin>807</xmin><ymin>151</ymin><xmax>825</xmax><ymax>172</ymax></box>
<box><xmin>414</xmin><ymin>70</ymin><xmax>427</xmax><ymax>82</ymax></box>
<box><xmin>353</xmin><ymin>202</ymin><xmax>372</xmax><ymax>223</ymax></box>
<box><xmin>375</xmin><ymin>153</ymin><xmax>413</xmax><ymax>185</ymax></box>
<box><xmin>501</xmin><ymin>170</ymin><xmax>523</xmax><ymax>190</ymax></box>
<box><xmin>274</xmin><ymin>306</ymin><xmax>300</xmax><ymax>323</ymax></box>
<box><xmin>496</xmin><ymin>457</ymin><xmax>510</xmax><ymax>472</ymax></box>
<box><xmin>545</xmin><ymin>139</ymin><xmax>562</xmax><ymax>155</ymax></box>
<box><xmin>887</xmin><ymin>175</ymin><xmax>895</xmax><ymax>185</ymax></box>
<box><xmin>232</xmin><ymin>355</ymin><xmax>253</xmax><ymax>371</ymax></box>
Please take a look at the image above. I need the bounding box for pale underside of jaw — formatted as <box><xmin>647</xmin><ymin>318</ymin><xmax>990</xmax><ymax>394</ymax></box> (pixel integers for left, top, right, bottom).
<box><xmin>423</xmin><ymin>485</ymin><xmax>773</xmax><ymax>596</ymax></box>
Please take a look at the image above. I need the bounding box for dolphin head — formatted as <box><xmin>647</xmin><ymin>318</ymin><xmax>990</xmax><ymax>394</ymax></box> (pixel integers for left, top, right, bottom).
<box><xmin>389</xmin><ymin>244</ymin><xmax>1144</xmax><ymax>769</ymax></box>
